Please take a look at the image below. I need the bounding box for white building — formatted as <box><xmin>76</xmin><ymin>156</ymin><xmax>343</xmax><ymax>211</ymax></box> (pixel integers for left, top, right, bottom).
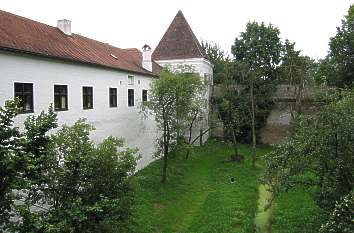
<box><xmin>0</xmin><ymin>10</ymin><xmax>213</xmax><ymax>169</ymax></box>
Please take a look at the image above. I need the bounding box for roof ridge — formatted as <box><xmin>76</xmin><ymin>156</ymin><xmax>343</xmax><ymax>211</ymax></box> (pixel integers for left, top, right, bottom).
<box><xmin>0</xmin><ymin>9</ymin><xmax>157</xmax><ymax>76</ymax></box>
<box><xmin>0</xmin><ymin>9</ymin><xmax>140</xmax><ymax>59</ymax></box>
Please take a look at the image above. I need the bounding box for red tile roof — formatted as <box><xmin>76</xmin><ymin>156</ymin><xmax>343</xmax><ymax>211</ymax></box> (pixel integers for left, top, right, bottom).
<box><xmin>152</xmin><ymin>10</ymin><xmax>207</xmax><ymax>61</ymax></box>
<box><xmin>0</xmin><ymin>10</ymin><xmax>158</xmax><ymax>76</ymax></box>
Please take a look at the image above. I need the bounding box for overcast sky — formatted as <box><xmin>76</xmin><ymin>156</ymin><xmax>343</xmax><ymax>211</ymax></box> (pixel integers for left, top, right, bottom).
<box><xmin>1</xmin><ymin>0</ymin><xmax>352</xmax><ymax>59</ymax></box>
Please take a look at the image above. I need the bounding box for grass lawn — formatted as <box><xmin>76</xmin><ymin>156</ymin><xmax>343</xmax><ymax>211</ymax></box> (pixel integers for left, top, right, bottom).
<box><xmin>132</xmin><ymin>139</ymin><xmax>272</xmax><ymax>233</ymax></box>
<box><xmin>271</xmin><ymin>188</ymin><xmax>326</xmax><ymax>233</ymax></box>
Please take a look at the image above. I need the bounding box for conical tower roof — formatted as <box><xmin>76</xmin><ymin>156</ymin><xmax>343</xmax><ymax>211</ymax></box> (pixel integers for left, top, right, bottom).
<box><xmin>152</xmin><ymin>10</ymin><xmax>207</xmax><ymax>61</ymax></box>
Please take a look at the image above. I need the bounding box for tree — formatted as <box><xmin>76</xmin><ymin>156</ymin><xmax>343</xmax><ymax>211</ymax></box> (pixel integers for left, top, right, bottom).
<box><xmin>264</xmin><ymin>89</ymin><xmax>354</xmax><ymax>225</ymax></box>
<box><xmin>280</xmin><ymin>40</ymin><xmax>316</xmax><ymax>119</ymax></box>
<box><xmin>232</xmin><ymin>21</ymin><xmax>282</xmax><ymax>167</ymax></box>
<box><xmin>0</xmin><ymin>99</ymin><xmax>21</xmax><ymax>227</ymax></box>
<box><xmin>10</xmin><ymin>119</ymin><xmax>138</xmax><ymax>233</ymax></box>
<box><xmin>142</xmin><ymin>68</ymin><xmax>205</xmax><ymax>182</ymax></box>
<box><xmin>320</xmin><ymin>191</ymin><xmax>354</xmax><ymax>233</ymax></box>
<box><xmin>218</xmin><ymin>61</ymin><xmax>248</xmax><ymax>159</ymax></box>
<box><xmin>0</xmin><ymin>99</ymin><xmax>138</xmax><ymax>232</ymax></box>
<box><xmin>327</xmin><ymin>4</ymin><xmax>354</xmax><ymax>87</ymax></box>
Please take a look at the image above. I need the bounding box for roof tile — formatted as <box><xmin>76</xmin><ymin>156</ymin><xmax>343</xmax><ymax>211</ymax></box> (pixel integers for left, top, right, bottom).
<box><xmin>152</xmin><ymin>10</ymin><xmax>207</xmax><ymax>61</ymax></box>
<box><xmin>0</xmin><ymin>10</ymin><xmax>158</xmax><ymax>76</ymax></box>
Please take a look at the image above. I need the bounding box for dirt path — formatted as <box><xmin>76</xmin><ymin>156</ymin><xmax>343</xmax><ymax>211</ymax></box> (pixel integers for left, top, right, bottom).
<box><xmin>254</xmin><ymin>184</ymin><xmax>273</xmax><ymax>233</ymax></box>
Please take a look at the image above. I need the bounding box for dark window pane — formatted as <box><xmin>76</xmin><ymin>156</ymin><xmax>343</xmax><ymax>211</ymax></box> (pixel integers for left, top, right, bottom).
<box><xmin>54</xmin><ymin>85</ymin><xmax>68</xmax><ymax>111</ymax></box>
<box><xmin>14</xmin><ymin>83</ymin><xmax>33</xmax><ymax>113</ymax></box>
<box><xmin>142</xmin><ymin>90</ymin><xmax>148</xmax><ymax>102</ymax></box>
<box><xmin>128</xmin><ymin>89</ymin><xmax>134</xmax><ymax>106</ymax></box>
<box><xmin>109</xmin><ymin>88</ymin><xmax>117</xmax><ymax>107</ymax></box>
<box><xmin>83</xmin><ymin>86</ymin><xmax>93</xmax><ymax>109</ymax></box>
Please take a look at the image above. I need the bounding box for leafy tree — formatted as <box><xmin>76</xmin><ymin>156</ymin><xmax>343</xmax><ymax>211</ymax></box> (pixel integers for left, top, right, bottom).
<box><xmin>279</xmin><ymin>40</ymin><xmax>316</xmax><ymax>119</ymax></box>
<box><xmin>314</xmin><ymin>57</ymin><xmax>337</xmax><ymax>86</ymax></box>
<box><xmin>232</xmin><ymin>21</ymin><xmax>282</xmax><ymax>167</ymax></box>
<box><xmin>264</xmin><ymin>89</ymin><xmax>354</xmax><ymax>225</ymax></box>
<box><xmin>142</xmin><ymin>68</ymin><xmax>205</xmax><ymax>182</ymax></box>
<box><xmin>320</xmin><ymin>191</ymin><xmax>354</xmax><ymax>233</ymax></box>
<box><xmin>0</xmin><ymin>100</ymin><xmax>57</xmax><ymax>231</ymax></box>
<box><xmin>218</xmin><ymin>61</ymin><xmax>248</xmax><ymax>159</ymax></box>
<box><xmin>0</xmin><ymin>99</ymin><xmax>21</xmax><ymax>227</ymax></box>
<box><xmin>0</xmin><ymin>99</ymin><xmax>138</xmax><ymax>232</ymax></box>
<box><xmin>327</xmin><ymin>4</ymin><xmax>354</xmax><ymax>87</ymax></box>
<box><xmin>11</xmin><ymin>119</ymin><xmax>138</xmax><ymax>233</ymax></box>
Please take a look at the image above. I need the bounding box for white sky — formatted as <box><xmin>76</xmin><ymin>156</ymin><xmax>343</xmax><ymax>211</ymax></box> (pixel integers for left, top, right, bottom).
<box><xmin>0</xmin><ymin>0</ymin><xmax>352</xmax><ymax>59</ymax></box>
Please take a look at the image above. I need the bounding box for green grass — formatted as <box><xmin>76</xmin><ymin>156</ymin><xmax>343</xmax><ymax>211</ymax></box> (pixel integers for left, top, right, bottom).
<box><xmin>271</xmin><ymin>188</ymin><xmax>326</xmax><ymax>233</ymax></box>
<box><xmin>132</xmin><ymin>140</ymin><xmax>272</xmax><ymax>233</ymax></box>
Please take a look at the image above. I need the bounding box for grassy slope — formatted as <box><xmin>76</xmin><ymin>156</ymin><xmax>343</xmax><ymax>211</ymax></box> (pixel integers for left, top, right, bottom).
<box><xmin>271</xmin><ymin>188</ymin><xmax>326</xmax><ymax>233</ymax></box>
<box><xmin>132</xmin><ymin>140</ymin><xmax>272</xmax><ymax>233</ymax></box>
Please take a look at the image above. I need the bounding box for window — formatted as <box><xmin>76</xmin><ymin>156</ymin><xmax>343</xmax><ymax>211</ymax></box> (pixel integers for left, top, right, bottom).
<box><xmin>142</xmin><ymin>89</ymin><xmax>148</xmax><ymax>102</ymax></box>
<box><xmin>138</xmin><ymin>80</ymin><xmax>141</xmax><ymax>85</ymax></box>
<box><xmin>14</xmin><ymin>82</ymin><xmax>33</xmax><ymax>113</ymax></box>
<box><xmin>128</xmin><ymin>75</ymin><xmax>134</xmax><ymax>85</ymax></box>
<box><xmin>82</xmin><ymin>86</ymin><xmax>93</xmax><ymax>109</ymax></box>
<box><xmin>54</xmin><ymin>85</ymin><xmax>68</xmax><ymax>111</ymax></box>
<box><xmin>109</xmin><ymin>88</ymin><xmax>117</xmax><ymax>107</ymax></box>
<box><xmin>128</xmin><ymin>89</ymin><xmax>134</xmax><ymax>106</ymax></box>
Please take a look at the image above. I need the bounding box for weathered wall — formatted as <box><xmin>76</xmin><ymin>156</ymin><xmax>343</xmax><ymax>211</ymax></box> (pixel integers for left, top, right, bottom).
<box><xmin>258</xmin><ymin>102</ymin><xmax>293</xmax><ymax>144</ymax></box>
<box><xmin>0</xmin><ymin>51</ymin><xmax>158</xmax><ymax>169</ymax></box>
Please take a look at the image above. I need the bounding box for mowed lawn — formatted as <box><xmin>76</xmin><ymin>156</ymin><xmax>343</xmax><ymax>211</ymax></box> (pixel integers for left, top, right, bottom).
<box><xmin>132</xmin><ymin>140</ymin><xmax>272</xmax><ymax>233</ymax></box>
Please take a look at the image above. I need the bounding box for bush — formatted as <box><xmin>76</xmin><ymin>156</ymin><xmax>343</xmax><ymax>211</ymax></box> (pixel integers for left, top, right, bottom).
<box><xmin>320</xmin><ymin>191</ymin><xmax>354</xmax><ymax>233</ymax></box>
<box><xmin>0</xmin><ymin>99</ymin><xmax>138</xmax><ymax>232</ymax></box>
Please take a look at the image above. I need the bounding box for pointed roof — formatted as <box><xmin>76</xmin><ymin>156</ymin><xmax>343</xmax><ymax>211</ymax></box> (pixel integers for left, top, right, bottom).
<box><xmin>152</xmin><ymin>10</ymin><xmax>207</xmax><ymax>61</ymax></box>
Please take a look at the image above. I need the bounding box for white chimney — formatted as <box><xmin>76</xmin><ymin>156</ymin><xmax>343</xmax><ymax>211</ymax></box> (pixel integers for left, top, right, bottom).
<box><xmin>57</xmin><ymin>19</ymin><xmax>72</xmax><ymax>36</ymax></box>
<box><xmin>142</xmin><ymin>44</ymin><xmax>152</xmax><ymax>72</ymax></box>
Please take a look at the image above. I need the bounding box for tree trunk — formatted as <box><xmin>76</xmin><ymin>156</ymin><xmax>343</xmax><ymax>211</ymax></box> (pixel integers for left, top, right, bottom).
<box><xmin>162</xmin><ymin>118</ymin><xmax>168</xmax><ymax>183</ymax></box>
<box><xmin>199</xmin><ymin>127</ymin><xmax>203</xmax><ymax>146</ymax></box>
<box><xmin>250</xmin><ymin>79</ymin><xmax>257</xmax><ymax>168</ymax></box>
<box><xmin>231</xmin><ymin>129</ymin><xmax>238</xmax><ymax>157</ymax></box>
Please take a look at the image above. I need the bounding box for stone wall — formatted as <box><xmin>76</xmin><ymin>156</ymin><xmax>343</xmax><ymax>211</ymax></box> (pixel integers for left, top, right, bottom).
<box><xmin>211</xmin><ymin>84</ymin><xmax>314</xmax><ymax>144</ymax></box>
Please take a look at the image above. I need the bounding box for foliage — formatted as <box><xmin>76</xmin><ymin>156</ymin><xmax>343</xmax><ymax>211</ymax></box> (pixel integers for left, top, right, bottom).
<box><xmin>142</xmin><ymin>67</ymin><xmax>206</xmax><ymax>182</ymax></box>
<box><xmin>0</xmin><ymin>99</ymin><xmax>22</xmax><ymax>226</ymax></box>
<box><xmin>231</xmin><ymin>21</ymin><xmax>282</xmax><ymax>167</ymax></box>
<box><xmin>11</xmin><ymin>120</ymin><xmax>138</xmax><ymax>233</ymax></box>
<box><xmin>264</xmin><ymin>89</ymin><xmax>354</xmax><ymax>229</ymax></box>
<box><xmin>231</xmin><ymin>21</ymin><xmax>282</xmax><ymax>133</ymax></box>
<box><xmin>320</xmin><ymin>191</ymin><xmax>354</xmax><ymax>233</ymax></box>
<box><xmin>133</xmin><ymin>141</ymin><xmax>270</xmax><ymax>233</ymax></box>
<box><xmin>316</xmin><ymin>4</ymin><xmax>354</xmax><ymax>87</ymax></box>
<box><xmin>217</xmin><ymin>61</ymin><xmax>248</xmax><ymax>157</ymax></box>
<box><xmin>327</xmin><ymin>4</ymin><xmax>354</xmax><ymax>87</ymax></box>
<box><xmin>232</xmin><ymin>21</ymin><xmax>282</xmax><ymax>80</ymax></box>
<box><xmin>0</xmin><ymin>100</ymin><xmax>138</xmax><ymax>232</ymax></box>
<box><xmin>279</xmin><ymin>40</ymin><xmax>316</xmax><ymax>119</ymax></box>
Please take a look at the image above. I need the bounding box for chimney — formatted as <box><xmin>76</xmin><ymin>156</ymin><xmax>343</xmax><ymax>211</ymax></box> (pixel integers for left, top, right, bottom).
<box><xmin>57</xmin><ymin>19</ymin><xmax>72</xmax><ymax>36</ymax></box>
<box><xmin>142</xmin><ymin>44</ymin><xmax>152</xmax><ymax>72</ymax></box>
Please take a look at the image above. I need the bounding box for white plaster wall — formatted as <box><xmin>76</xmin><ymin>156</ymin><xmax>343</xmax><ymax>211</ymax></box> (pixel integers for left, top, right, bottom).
<box><xmin>155</xmin><ymin>58</ymin><xmax>213</xmax><ymax>144</ymax></box>
<box><xmin>0</xmin><ymin>51</ymin><xmax>158</xmax><ymax>169</ymax></box>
